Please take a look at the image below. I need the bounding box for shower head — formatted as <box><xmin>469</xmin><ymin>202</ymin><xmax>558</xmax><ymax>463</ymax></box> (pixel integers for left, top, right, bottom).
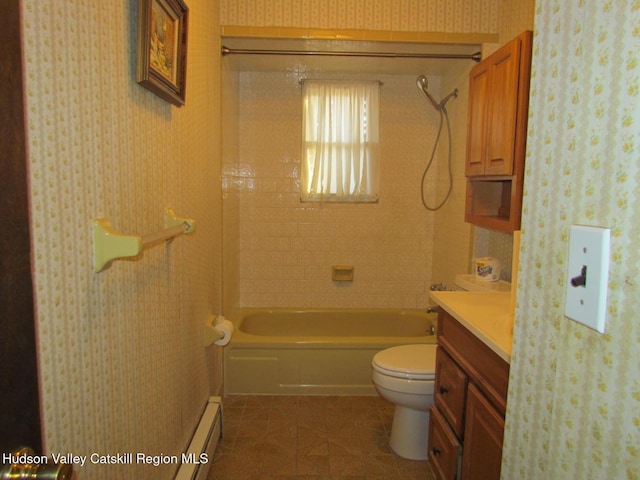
<box><xmin>416</xmin><ymin>75</ymin><xmax>440</xmax><ymax>110</ymax></box>
<box><xmin>416</xmin><ymin>75</ymin><xmax>429</xmax><ymax>89</ymax></box>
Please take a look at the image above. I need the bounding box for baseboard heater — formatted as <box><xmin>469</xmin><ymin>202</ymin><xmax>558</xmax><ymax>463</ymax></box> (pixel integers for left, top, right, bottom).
<box><xmin>175</xmin><ymin>396</ymin><xmax>222</xmax><ymax>480</ymax></box>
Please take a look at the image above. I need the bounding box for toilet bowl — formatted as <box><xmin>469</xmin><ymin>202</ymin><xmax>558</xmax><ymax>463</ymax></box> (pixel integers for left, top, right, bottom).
<box><xmin>371</xmin><ymin>344</ymin><xmax>437</xmax><ymax>460</ymax></box>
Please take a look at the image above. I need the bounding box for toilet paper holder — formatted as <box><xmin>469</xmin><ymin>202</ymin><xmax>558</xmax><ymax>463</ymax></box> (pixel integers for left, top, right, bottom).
<box><xmin>203</xmin><ymin>315</ymin><xmax>233</xmax><ymax>347</ymax></box>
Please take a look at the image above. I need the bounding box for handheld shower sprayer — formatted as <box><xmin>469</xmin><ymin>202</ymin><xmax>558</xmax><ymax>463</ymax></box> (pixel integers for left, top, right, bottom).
<box><xmin>416</xmin><ymin>75</ymin><xmax>458</xmax><ymax>111</ymax></box>
<box><xmin>415</xmin><ymin>74</ymin><xmax>459</xmax><ymax>211</ymax></box>
<box><xmin>416</xmin><ymin>75</ymin><xmax>440</xmax><ymax>110</ymax></box>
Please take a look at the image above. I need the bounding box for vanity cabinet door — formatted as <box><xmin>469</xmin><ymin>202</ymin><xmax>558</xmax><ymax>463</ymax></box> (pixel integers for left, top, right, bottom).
<box><xmin>437</xmin><ymin>311</ymin><xmax>510</xmax><ymax>416</ymax></box>
<box><xmin>434</xmin><ymin>347</ymin><xmax>468</xmax><ymax>439</ymax></box>
<box><xmin>482</xmin><ymin>38</ymin><xmax>521</xmax><ymax>176</ymax></box>
<box><xmin>465</xmin><ymin>60</ymin><xmax>490</xmax><ymax>176</ymax></box>
<box><xmin>428</xmin><ymin>405</ymin><xmax>461</xmax><ymax>480</ymax></box>
<box><xmin>460</xmin><ymin>383</ymin><xmax>505</xmax><ymax>480</ymax></box>
<box><xmin>465</xmin><ymin>32</ymin><xmax>527</xmax><ymax>177</ymax></box>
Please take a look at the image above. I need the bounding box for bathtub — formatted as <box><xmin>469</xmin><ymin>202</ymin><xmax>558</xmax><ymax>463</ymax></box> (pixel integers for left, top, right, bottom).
<box><xmin>224</xmin><ymin>308</ymin><xmax>437</xmax><ymax>395</ymax></box>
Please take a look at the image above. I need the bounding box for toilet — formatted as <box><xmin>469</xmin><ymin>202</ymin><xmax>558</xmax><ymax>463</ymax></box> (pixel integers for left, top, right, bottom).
<box><xmin>371</xmin><ymin>275</ymin><xmax>511</xmax><ymax>460</ymax></box>
<box><xmin>371</xmin><ymin>344</ymin><xmax>437</xmax><ymax>460</ymax></box>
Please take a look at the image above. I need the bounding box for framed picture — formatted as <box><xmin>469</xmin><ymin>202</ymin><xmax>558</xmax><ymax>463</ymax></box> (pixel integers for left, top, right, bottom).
<box><xmin>137</xmin><ymin>0</ymin><xmax>189</xmax><ymax>106</ymax></box>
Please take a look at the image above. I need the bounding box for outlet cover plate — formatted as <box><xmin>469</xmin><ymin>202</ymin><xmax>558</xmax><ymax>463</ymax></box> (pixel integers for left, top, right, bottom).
<box><xmin>564</xmin><ymin>225</ymin><xmax>610</xmax><ymax>333</ymax></box>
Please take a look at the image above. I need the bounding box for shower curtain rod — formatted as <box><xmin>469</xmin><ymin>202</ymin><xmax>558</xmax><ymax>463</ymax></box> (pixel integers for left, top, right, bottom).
<box><xmin>221</xmin><ymin>45</ymin><xmax>482</xmax><ymax>62</ymax></box>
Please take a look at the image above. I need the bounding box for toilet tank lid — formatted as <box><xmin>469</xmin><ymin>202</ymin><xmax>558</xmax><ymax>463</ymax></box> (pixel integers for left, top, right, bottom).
<box><xmin>454</xmin><ymin>273</ymin><xmax>510</xmax><ymax>292</ymax></box>
<box><xmin>372</xmin><ymin>344</ymin><xmax>437</xmax><ymax>375</ymax></box>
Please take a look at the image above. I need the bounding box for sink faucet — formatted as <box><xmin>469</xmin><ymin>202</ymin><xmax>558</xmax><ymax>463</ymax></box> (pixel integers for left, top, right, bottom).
<box><xmin>426</xmin><ymin>306</ymin><xmax>440</xmax><ymax>336</ymax></box>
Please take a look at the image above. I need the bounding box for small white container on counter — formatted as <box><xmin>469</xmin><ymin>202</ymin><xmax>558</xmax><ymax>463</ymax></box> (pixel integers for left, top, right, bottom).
<box><xmin>474</xmin><ymin>257</ymin><xmax>502</xmax><ymax>282</ymax></box>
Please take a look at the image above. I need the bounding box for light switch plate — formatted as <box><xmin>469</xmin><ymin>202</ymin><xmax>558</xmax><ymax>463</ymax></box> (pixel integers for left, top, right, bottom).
<box><xmin>564</xmin><ymin>225</ymin><xmax>610</xmax><ymax>333</ymax></box>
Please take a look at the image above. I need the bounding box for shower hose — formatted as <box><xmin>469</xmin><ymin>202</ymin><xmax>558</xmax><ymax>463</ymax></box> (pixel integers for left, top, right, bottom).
<box><xmin>420</xmin><ymin>105</ymin><xmax>454</xmax><ymax>211</ymax></box>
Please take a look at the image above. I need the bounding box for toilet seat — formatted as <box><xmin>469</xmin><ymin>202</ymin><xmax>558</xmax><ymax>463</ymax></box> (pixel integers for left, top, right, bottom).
<box><xmin>372</xmin><ymin>344</ymin><xmax>437</xmax><ymax>381</ymax></box>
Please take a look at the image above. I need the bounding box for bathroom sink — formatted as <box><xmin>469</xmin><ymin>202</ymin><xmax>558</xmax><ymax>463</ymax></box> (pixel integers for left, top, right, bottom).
<box><xmin>429</xmin><ymin>289</ymin><xmax>514</xmax><ymax>362</ymax></box>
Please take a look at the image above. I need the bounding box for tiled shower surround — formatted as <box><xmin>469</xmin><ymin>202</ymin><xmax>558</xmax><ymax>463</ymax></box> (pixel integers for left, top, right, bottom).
<box><xmin>223</xmin><ymin>70</ymin><xmax>472</xmax><ymax>308</ymax></box>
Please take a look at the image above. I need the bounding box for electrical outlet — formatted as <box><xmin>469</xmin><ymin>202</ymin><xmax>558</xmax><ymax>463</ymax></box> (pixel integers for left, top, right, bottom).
<box><xmin>564</xmin><ymin>225</ymin><xmax>610</xmax><ymax>333</ymax></box>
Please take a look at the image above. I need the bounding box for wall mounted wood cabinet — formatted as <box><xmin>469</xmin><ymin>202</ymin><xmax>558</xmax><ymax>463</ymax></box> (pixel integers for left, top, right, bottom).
<box><xmin>428</xmin><ymin>310</ymin><xmax>510</xmax><ymax>480</ymax></box>
<box><xmin>465</xmin><ymin>31</ymin><xmax>533</xmax><ymax>232</ymax></box>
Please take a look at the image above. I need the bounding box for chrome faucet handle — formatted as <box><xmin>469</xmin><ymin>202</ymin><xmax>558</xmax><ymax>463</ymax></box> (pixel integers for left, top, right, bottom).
<box><xmin>429</xmin><ymin>282</ymin><xmax>449</xmax><ymax>291</ymax></box>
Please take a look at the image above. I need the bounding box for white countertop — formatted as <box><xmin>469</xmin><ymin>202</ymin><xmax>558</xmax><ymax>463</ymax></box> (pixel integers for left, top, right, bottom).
<box><xmin>429</xmin><ymin>290</ymin><xmax>514</xmax><ymax>363</ymax></box>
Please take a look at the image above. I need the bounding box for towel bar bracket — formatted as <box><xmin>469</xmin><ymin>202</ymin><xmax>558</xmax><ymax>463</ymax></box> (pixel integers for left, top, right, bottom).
<box><xmin>92</xmin><ymin>208</ymin><xmax>195</xmax><ymax>272</ymax></box>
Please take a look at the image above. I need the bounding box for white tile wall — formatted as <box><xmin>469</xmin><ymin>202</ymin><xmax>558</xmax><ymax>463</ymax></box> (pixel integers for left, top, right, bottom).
<box><xmin>224</xmin><ymin>71</ymin><xmax>472</xmax><ymax>308</ymax></box>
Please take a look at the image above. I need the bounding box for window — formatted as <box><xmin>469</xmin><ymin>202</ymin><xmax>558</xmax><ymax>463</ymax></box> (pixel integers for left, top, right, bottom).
<box><xmin>301</xmin><ymin>80</ymin><xmax>380</xmax><ymax>202</ymax></box>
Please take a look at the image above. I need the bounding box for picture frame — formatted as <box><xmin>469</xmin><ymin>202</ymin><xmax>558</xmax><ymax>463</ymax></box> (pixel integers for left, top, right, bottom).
<box><xmin>137</xmin><ymin>0</ymin><xmax>189</xmax><ymax>106</ymax></box>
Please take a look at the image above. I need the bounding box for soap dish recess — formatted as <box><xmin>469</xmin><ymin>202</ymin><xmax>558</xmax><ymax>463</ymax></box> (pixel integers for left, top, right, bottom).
<box><xmin>332</xmin><ymin>265</ymin><xmax>354</xmax><ymax>282</ymax></box>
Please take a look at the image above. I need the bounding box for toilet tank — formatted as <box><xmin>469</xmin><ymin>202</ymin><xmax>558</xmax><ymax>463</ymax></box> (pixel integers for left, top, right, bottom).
<box><xmin>454</xmin><ymin>274</ymin><xmax>510</xmax><ymax>292</ymax></box>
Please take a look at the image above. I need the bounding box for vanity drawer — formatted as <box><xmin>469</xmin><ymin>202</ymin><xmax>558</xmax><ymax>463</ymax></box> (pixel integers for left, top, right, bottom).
<box><xmin>434</xmin><ymin>346</ymin><xmax>468</xmax><ymax>439</ymax></box>
<box><xmin>437</xmin><ymin>311</ymin><xmax>510</xmax><ymax>415</ymax></box>
<box><xmin>428</xmin><ymin>404</ymin><xmax>461</xmax><ymax>480</ymax></box>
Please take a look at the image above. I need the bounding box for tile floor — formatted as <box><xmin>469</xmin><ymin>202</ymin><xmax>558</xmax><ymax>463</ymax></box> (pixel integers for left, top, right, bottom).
<box><xmin>209</xmin><ymin>395</ymin><xmax>436</xmax><ymax>479</ymax></box>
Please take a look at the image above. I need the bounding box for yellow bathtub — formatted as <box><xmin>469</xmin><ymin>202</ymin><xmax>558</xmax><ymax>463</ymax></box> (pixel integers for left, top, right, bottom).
<box><xmin>224</xmin><ymin>308</ymin><xmax>437</xmax><ymax>395</ymax></box>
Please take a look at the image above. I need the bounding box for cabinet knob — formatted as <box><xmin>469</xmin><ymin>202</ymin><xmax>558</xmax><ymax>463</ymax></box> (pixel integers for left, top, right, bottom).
<box><xmin>432</xmin><ymin>447</ymin><xmax>441</xmax><ymax>456</ymax></box>
<box><xmin>439</xmin><ymin>385</ymin><xmax>449</xmax><ymax>394</ymax></box>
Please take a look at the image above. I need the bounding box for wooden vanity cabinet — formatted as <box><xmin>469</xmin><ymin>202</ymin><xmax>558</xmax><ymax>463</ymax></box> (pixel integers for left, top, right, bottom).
<box><xmin>428</xmin><ymin>405</ymin><xmax>461</xmax><ymax>480</ymax></box>
<box><xmin>465</xmin><ymin>30</ymin><xmax>533</xmax><ymax>232</ymax></box>
<box><xmin>460</xmin><ymin>384</ymin><xmax>505</xmax><ymax>480</ymax></box>
<box><xmin>428</xmin><ymin>310</ymin><xmax>510</xmax><ymax>480</ymax></box>
<box><xmin>434</xmin><ymin>348</ymin><xmax>467</xmax><ymax>439</ymax></box>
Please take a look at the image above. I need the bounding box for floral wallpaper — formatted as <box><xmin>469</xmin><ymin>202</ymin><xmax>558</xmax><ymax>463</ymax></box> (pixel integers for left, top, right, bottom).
<box><xmin>502</xmin><ymin>1</ymin><xmax>640</xmax><ymax>479</ymax></box>
<box><xmin>221</xmin><ymin>0</ymin><xmax>499</xmax><ymax>33</ymax></box>
<box><xmin>21</xmin><ymin>1</ymin><xmax>222</xmax><ymax>478</ymax></box>
<box><xmin>19</xmin><ymin>0</ymin><xmax>639</xmax><ymax>479</ymax></box>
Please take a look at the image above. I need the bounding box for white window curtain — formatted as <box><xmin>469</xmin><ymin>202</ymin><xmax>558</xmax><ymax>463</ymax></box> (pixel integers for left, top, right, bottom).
<box><xmin>301</xmin><ymin>80</ymin><xmax>380</xmax><ymax>202</ymax></box>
